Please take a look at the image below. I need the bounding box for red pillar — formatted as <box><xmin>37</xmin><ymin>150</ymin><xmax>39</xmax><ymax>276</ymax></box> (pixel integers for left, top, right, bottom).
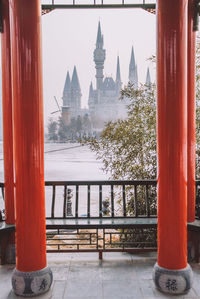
<box><xmin>153</xmin><ymin>0</ymin><xmax>193</xmax><ymax>294</ymax></box>
<box><xmin>187</xmin><ymin>0</ymin><xmax>196</xmax><ymax>223</ymax></box>
<box><xmin>1</xmin><ymin>0</ymin><xmax>15</xmax><ymax>225</ymax></box>
<box><xmin>9</xmin><ymin>0</ymin><xmax>52</xmax><ymax>296</ymax></box>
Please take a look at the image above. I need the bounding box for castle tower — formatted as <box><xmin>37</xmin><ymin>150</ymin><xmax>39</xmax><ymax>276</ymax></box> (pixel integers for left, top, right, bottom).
<box><xmin>115</xmin><ymin>56</ymin><xmax>122</xmax><ymax>93</ymax></box>
<box><xmin>88</xmin><ymin>81</ymin><xmax>95</xmax><ymax>115</ymax></box>
<box><xmin>62</xmin><ymin>71</ymin><xmax>71</xmax><ymax>106</ymax></box>
<box><xmin>70</xmin><ymin>66</ymin><xmax>82</xmax><ymax>118</ymax></box>
<box><xmin>93</xmin><ymin>22</ymin><xmax>106</xmax><ymax>90</ymax></box>
<box><xmin>145</xmin><ymin>67</ymin><xmax>151</xmax><ymax>86</ymax></box>
<box><xmin>129</xmin><ymin>46</ymin><xmax>138</xmax><ymax>89</ymax></box>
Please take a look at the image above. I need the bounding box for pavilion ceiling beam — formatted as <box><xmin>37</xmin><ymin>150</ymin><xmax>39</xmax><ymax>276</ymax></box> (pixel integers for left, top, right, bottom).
<box><xmin>41</xmin><ymin>3</ymin><xmax>156</xmax><ymax>10</ymax></box>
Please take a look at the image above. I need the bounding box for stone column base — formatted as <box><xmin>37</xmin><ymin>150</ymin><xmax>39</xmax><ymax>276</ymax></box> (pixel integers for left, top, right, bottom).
<box><xmin>153</xmin><ymin>263</ymin><xmax>193</xmax><ymax>295</ymax></box>
<box><xmin>12</xmin><ymin>266</ymin><xmax>53</xmax><ymax>297</ymax></box>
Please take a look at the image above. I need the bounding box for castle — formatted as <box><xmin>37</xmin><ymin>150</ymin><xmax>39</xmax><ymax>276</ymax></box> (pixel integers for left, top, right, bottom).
<box><xmin>62</xmin><ymin>22</ymin><xmax>151</xmax><ymax>126</ymax></box>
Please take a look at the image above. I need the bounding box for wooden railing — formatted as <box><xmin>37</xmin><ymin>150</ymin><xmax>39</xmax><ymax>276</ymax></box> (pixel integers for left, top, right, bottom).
<box><xmin>45</xmin><ymin>180</ymin><xmax>157</xmax><ymax>219</ymax></box>
<box><xmin>0</xmin><ymin>179</ymin><xmax>200</xmax><ymax>219</ymax></box>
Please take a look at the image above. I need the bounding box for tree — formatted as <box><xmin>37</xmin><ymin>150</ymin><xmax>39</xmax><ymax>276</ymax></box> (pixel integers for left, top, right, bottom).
<box><xmin>83</xmin><ymin>83</ymin><xmax>156</xmax><ymax>180</ymax></box>
<box><xmin>58</xmin><ymin>116</ymin><xmax>68</xmax><ymax>141</ymax></box>
<box><xmin>47</xmin><ymin>118</ymin><xmax>58</xmax><ymax>141</ymax></box>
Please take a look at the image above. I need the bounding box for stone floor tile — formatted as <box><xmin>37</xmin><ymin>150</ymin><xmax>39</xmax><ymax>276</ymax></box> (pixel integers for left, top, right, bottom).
<box><xmin>65</xmin><ymin>297</ymin><xmax>103</xmax><ymax>299</ymax></box>
<box><xmin>184</xmin><ymin>287</ymin><xmax>199</xmax><ymax>297</ymax></box>
<box><xmin>102</xmin><ymin>264</ymin><xmax>137</xmax><ymax>281</ymax></box>
<box><xmin>103</xmin><ymin>252</ymin><xmax>132</xmax><ymax>261</ymax></box>
<box><xmin>6</xmin><ymin>289</ymin><xmax>53</xmax><ymax>299</ymax></box>
<box><xmin>47</xmin><ymin>253</ymin><xmax>73</xmax><ymax>264</ymax></box>
<box><xmin>70</xmin><ymin>253</ymin><xmax>100</xmax><ymax>262</ymax></box>
<box><xmin>103</xmin><ymin>280</ymin><xmax>142</xmax><ymax>298</ymax></box>
<box><xmin>51</xmin><ymin>266</ymin><xmax>69</xmax><ymax>281</ymax></box>
<box><xmin>63</xmin><ymin>280</ymin><xmax>103</xmax><ymax>298</ymax></box>
<box><xmin>139</xmin><ymin>279</ymin><xmax>156</xmax><ymax>298</ymax></box>
<box><xmin>131</xmin><ymin>252</ymin><xmax>157</xmax><ymax>261</ymax></box>
<box><xmin>70</xmin><ymin>260</ymin><xmax>102</xmax><ymax>268</ymax></box>
<box><xmin>68</xmin><ymin>265</ymin><xmax>102</xmax><ymax>281</ymax></box>
<box><xmin>51</xmin><ymin>281</ymin><xmax>66</xmax><ymax>299</ymax></box>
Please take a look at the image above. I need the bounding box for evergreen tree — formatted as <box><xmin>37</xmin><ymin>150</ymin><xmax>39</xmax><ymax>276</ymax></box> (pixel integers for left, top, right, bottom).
<box><xmin>84</xmin><ymin>83</ymin><xmax>156</xmax><ymax>180</ymax></box>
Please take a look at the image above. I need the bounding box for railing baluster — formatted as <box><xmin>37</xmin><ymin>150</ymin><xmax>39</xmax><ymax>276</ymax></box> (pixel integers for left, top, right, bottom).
<box><xmin>123</xmin><ymin>185</ymin><xmax>126</xmax><ymax>217</ymax></box>
<box><xmin>51</xmin><ymin>185</ymin><xmax>56</xmax><ymax>218</ymax></box>
<box><xmin>63</xmin><ymin>185</ymin><xmax>67</xmax><ymax>218</ymax></box>
<box><xmin>75</xmin><ymin>185</ymin><xmax>79</xmax><ymax>218</ymax></box>
<box><xmin>145</xmin><ymin>185</ymin><xmax>150</xmax><ymax>217</ymax></box>
<box><xmin>111</xmin><ymin>185</ymin><xmax>114</xmax><ymax>217</ymax></box>
<box><xmin>87</xmin><ymin>185</ymin><xmax>90</xmax><ymax>218</ymax></box>
<box><xmin>99</xmin><ymin>185</ymin><xmax>102</xmax><ymax>218</ymax></box>
<box><xmin>134</xmin><ymin>185</ymin><xmax>138</xmax><ymax>217</ymax></box>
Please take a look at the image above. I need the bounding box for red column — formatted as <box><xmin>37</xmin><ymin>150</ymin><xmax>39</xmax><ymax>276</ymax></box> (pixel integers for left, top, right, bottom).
<box><xmin>187</xmin><ymin>0</ymin><xmax>196</xmax><ymax>223</ymax></box>
<box><xmin>157</xmin><ymin>0</ymin><xmax>187</xmax><ymax>270</ymax></box>
<box><xmin>1</xmin><ymin>0</ymin><xmax>15</xmax><ymax>225</ymax></box>
<box><xmin>9</xmin><ymin>0</ymin><xmax>46</xmax><ymax>272</ymax></box>
<box><xmin>154</xmin><ymin>1</ymin><xmax>193</xmax><ymax>294</ymax></box>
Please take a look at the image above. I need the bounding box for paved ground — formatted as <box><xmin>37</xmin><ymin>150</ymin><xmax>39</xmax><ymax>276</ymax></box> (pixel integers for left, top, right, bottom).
<box><xmin>0</xmin><ymin>252</ymin><xmax>200</xmax><ymax>299</ymax></box>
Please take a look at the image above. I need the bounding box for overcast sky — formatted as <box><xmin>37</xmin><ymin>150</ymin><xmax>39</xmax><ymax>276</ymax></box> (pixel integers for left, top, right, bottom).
<box><xmin>41</xmin><ymin>7</ymin><xmax>156</xmax><ymax>127</ymax></box>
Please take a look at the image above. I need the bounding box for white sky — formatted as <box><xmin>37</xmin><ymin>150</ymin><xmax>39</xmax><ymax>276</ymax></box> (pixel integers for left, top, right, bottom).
<box><xmin>41</xmin><ymin>8</ymin><xmax>156</xmax><ymax>126</ymax></box>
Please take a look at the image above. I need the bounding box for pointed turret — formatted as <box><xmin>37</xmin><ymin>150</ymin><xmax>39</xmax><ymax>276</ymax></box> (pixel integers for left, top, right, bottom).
<box><xmin>116</xmin><ymin>56</ymin><xmax>122</xmax><ymax>93</ymax></box>
<box><xmin>129</xmin><ymin>46</ymin><xmax>136</xmax><ymax>70</ymax></box>
<box><xmin>96</xmin><ymin>21</ymin><xmax>103</xmax><ymax>48</ymax></box>
<box><xmin>71</xmin><ymin>66</ymin><xmax>81</xmax><ymax>91</ymax></box>
<box><xmin>129</xmin><ymin>46</ymin><xmax>138</xmax><ymax>89</ymax></box>
<box><xmin>145</xmin><ymin>67</ymin><xmax>151</xmax><ymax>86</ymax></box>
<box><xmin>70</xmin><ymin>66</ymin><xmax>82</xmax><ymax>118</ymax></box>
<box><xmin>116</xmin><ymin>56</ymin><xmax>121</xmax><ymax>83</ymax></box>
<box><xmin>89</xmin><ymin>81</ymin><xmax>93</xmax><ymax>97</ymax></box>
<box><xmin>63</xmin><ymin>71</ymin><xmax>71</xmax><ymax>95</ymax></box>
<box><xmin>93</xmin><ymin>22</ymin><xmax>106</xmax><ymax>90</ymax></box>
<box><xmin>62</xmin><ymin>71</ymin><xmax>71</xmax><ymax>107</ymax></box>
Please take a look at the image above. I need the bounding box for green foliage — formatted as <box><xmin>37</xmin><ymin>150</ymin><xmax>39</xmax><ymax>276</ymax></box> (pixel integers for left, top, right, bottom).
<box><xmin>84</xmin><ymin>83</ymin><xmax>156</xmax><ymax>180</ymax></box>
<box><xmin>47</xmin><ymin>118</ymin><xmax>58</xmax><ymax>141</ymax></box>
<box><xmin>47</xmin><ymin>114</ymin><xmax>92</xmax><ymax>142</ymax></box>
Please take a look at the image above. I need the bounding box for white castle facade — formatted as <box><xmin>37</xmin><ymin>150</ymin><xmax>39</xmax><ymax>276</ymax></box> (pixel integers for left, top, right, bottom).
<box><xmin>62</xmin><ymin>22</ymin><xmax>151</xmax><ymax>125</ymax></box>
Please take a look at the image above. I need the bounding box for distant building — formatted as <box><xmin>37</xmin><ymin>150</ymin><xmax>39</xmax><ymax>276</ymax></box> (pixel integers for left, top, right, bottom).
<box><xmin>62</xmin><ymin>21</ymin><xmax>151</xmax><ymax>126</ymax></box>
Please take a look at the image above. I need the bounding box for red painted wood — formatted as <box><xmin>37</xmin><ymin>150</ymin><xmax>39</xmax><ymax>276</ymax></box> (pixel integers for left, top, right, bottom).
<box><xmin>157</xmin><ymin>0</ymin><xmax>188</xmax><ymax>269</ymax></box>
<box><xmin>187</xmin><ymin>0</ymin><xmax>196</xmax><ymax>223</ymax></box>
<box><xmin>1</xmin><ymin>0</ymin><xmax>15</xmax><ymax>225</ymax></box>
<box><xmin>9</xmin><ymin>0</ymin><xmax>46</xmax><ymax>272</ymax></box>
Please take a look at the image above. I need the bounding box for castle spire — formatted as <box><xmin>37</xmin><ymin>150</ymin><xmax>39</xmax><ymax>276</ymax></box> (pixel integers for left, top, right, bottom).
<box><xmin>62</xmin><ymin>71</ymin><xmax>71</xmax><ymax>107</ymax></box>
<box><xmin>116</xmin><ymin>56</ymin><xmax>121</xmax><ymax>83</ymax></box>
<box><xmin>93</xmin><ymin>22</ymin><xmax>106</xmax><ymax>90</ymax></box>
<box><xmin>89</xmin><ymin>81</ymin><xmax>93</xmax><ymax>97</ymax></box>
<box><xmin>145</xmin><ymin>67</ymin><xmax>151</xmax><ymax>86</ymax></box>
<box><xmin>63</xmin><ymin>71</ymin><xmax>71</xmax><ymax>95</ymax></box>
<box><xmin>129</xmin><ymin>46</ymin><xmax>138</xmax><ymax>89</ymax></box>
<box><xmin>116</xmin><ymin>56</ymin><xmax>122</xmax><ymax>93</ymax></box>
<box><xmin>71</xmin><ymin>66</ymin><xmax>81</xmax><ymax>90</ymax></box>
<box><xmin>129</xmin><ymin>46</ymin><xmax>136</xmax><ymax>70</ymax></box>
<box><xmin>96</xmin><ymin>21</ymin><xmax>103</xmax><ymax>47</ymax></box>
